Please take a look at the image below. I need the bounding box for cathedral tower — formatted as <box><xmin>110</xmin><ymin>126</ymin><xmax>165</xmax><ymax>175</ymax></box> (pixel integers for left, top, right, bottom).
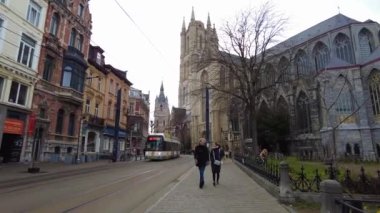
<box><xmin>178</xmin><ymin>8</ymin><xmax>227</xmax><ymax>149</ymax></box>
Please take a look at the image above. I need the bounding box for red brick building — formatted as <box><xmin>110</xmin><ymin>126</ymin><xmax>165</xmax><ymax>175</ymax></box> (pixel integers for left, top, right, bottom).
<box><xmin>28</xmin><ymin>0</ymin><xmax>92</xmax><ymax>162</ymax></box>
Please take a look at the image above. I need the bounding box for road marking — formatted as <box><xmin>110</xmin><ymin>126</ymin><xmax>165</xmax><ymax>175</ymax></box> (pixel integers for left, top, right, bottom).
<box><xmin>144</xmin><ymin>166</ymin><xmax>195</xmax><ymax>213</ymax></box>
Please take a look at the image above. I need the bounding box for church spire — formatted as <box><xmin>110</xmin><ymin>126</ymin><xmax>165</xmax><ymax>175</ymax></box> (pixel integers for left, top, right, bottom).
<box><xmin>182</xmin><ymin>17</ymin><xmax>186</xmax><ymax>32</ymax></box>
<box><xmin>207</xmin><ymin>12</ymin><xmax>211</xmax><ymax>29</ymax></box>
<box><xmin>160</xmin><ymin>81</ymin><xmax>164</xmax><ymax>93</ymax></box>
<box><xmin>191</xmin><ymin>6</ymin><xmax>195</xmax><ymax>21</ymax></box>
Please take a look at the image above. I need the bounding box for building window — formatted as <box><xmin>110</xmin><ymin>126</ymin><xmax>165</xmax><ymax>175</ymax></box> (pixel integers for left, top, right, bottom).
<box><xmin>50</xmin><ymin>13</ymin><xmax>59</xmax><ymax>36</ymax></box>
<box><xmin>56</xmin><ymin>109</ymin><xmax>64</xmax><ymax>134</ymax></box>
<box><xmin>62</xmin><ymin>66</ymin><xmax>72</xmax><ymax>87</ymax></box>
<box><xmin>278</xmin><ymin>57</ymin><xmax>290</xmax><ymax>82</ymax></box>
<box><xmin>68</xmin><ymin>113</ymin><xmax>75</xmax><ymax>136</ymax></box>
<box><xmin>295</xmin><ymin>50</ymin><xmax>309</xmax><ymax>77</ymax></box>
<box><xmin>0</xmin><ymin>18</ymin><xmax>4</xmax><ymax>35</ymax></box>
<box><xmin>77</xmin><ymin>3</ymin><xmax>84</xmax><ymax>18</ymax></box>
<box><xmin>39</xmin><ymin>108</ymin><xmax>46</xmax><ymax>118</ymax></box>
<box><xmin>77</xmin><ymin>34</ymin><xmax>83</xmax><ymax>51</ymax></box>
<box><xmin>0</xmin><ymin>0</ymin><xmax>6</xmax><ymax>4</ymax></box>
<box><xmin>220</xmin><ymin>67</ymin><xmax>225</xmax><ymax>88</ymax></box>
<box><xmin>129</xmin><ymin>103</ymin><xmax>134</xmax><ymax>114</ymax></box>
<box><xmin>62</xmin><ymin>65</ymin><xmax>84</xmax><ymax>92</ymax></box>
<box><xmin>313</xmin><ymin>42</ymin><xmax>330</xmax><ymax>72</ymax></box>
<box><xmin>27</xmin><ymin>0</ymin><xmax>41</xmax><ymax>27</ymax></box>
<box><xmin>369</xmin><ymin>70</ymin><xmax>380</xmax><ymax>116</ymax></box>
<box><xmin>263</xmin><ymin>64</ymin><xmax>275</xmax><ymax>87</ymax></box>
<box><xmin>87</xmin><ymin>73</ymin><xmax>92</xmax><ymax>85</ymax></box>
<box><xmin>8</xmin><ymin>81</ymin><xmax>28</xmax><ymax>105</ymax></box>
<box><xmin>359</xmin><ymin>28</ymin><xmax>375</xmax><ymax>60</ymax></box>
<box><xmin>43</xmin><ymin>55</ymin><xmax>54</xmax><ymax>81</ymax></box>
<box><xmin>96</xmin><ymin>52</ymin><xmax>102</xmax><ymax>65</ymax></box>
<box><xmin>17</xmin><ymin>34</ymin><xmax>36</xmax><ymax>68</ymax></box>
<box><xmin>107</xmin><ymin>102</ymin><xmax>112</xmax><ymax>118</ymax></box>
<box><xmin>109</xmin><ymin>79</ymin><xmax>113</xmax><ymax>93</ymax></box>
<box><xmin>69</xmin><ymin>28</ymin><xmax>76</xmax><ymax>47</ymax></box>
<box><xmin>0</xmin><ymin>76</ymin><xmax>4</xmax><ymax>99</ymax></box>
<box><xmin>85</xmin><ymin>99</ymin><xmax>90</xmax><ymax>113</ymax></box>
<box><xmin>334</xmin><ymin>76</ymin><xmax>353</xmax><ymax>114</ymax></box>
<box><xmin>296</xmin><ymin>91</ymin><xmax>312</xmax><ymax>133</ymax></box>
<box><xmin>334</xmin><ymin>33</ymin><xmax>354</xmax><ymax>64</ymax></box>
<box><xmin>95</xmin><ymin>103</ymin><xmax>99</xmax><ymax>117</ymax></box>
<box><xmin>97</xmin><ymin>78</ymin><xmax>101</xmax><ymax>90</ymax></box>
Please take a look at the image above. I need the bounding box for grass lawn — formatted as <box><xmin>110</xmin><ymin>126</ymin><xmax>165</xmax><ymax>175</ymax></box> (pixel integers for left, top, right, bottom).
<box><xmin>270</xmin><ymin>156</ymin><xmax>380</xmax><ymax>180</ymax></box>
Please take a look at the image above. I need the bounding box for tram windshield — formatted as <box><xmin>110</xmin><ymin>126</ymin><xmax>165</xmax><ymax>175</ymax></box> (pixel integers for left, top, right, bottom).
<box><xmin>146</xmin><ymin>136</ymin><xmax>164</xmax><ymax>151</ymax></box>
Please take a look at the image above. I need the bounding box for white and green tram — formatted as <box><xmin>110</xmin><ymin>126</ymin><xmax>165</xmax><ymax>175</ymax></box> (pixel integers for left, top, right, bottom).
<box><xmin>144</xmin><ymin>133</ymin><xmax>181</xmax><ymax>160</ymax></box>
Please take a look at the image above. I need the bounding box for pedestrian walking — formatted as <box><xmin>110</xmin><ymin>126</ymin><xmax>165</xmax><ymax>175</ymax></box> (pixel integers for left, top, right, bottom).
<box><xmin>194</xmin><ymin>138</ymin><xmax>209</xmax><ymax>189</ymax></box>
<box><xmin>210</xmin><ymin>143</ymin><xmax>225</xmax><ymax>186</ymax></box>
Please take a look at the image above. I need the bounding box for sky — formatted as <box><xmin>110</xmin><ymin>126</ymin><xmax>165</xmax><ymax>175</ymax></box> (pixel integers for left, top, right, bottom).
<box><xmin>89</xmin><ymin>0</ymin><xmax>380</xmax><ymax>120</ymax></box>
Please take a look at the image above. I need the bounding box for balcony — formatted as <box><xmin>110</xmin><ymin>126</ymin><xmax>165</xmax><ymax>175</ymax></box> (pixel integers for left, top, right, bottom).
<box><xmin>65</xmin><ymin>46</ymin><xmax>87</xmax><ymax>67</ymax></box>
<box><xmin>44</xmin><ymin>33</ymin><xmax>62</xmax><ymax>54</ymax></box>
<box><xmin>56</xmin><ymin>86</ymin><xmax>83</xmax><ymax>105</ymax></box>
<box><xmin>84</xmin><ymin>114</ymin><xmax>105</xmax><ymax>128</ymax></box>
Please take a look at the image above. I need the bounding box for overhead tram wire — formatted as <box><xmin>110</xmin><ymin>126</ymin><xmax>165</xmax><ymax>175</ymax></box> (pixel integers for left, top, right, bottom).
<box><xmin>113</xmin><ymin>0</ymin><xmax>169</xmax><ymax>65</ymax></box>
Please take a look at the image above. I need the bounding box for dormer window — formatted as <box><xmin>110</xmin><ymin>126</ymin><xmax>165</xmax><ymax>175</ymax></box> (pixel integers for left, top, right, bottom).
<box><xmin>96</xmin><ymin>52</ymin><xmax>102</xmax><ymax>65</ymax></box>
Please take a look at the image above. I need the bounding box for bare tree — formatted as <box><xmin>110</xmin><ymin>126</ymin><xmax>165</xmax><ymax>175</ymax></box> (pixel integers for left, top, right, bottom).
<box><xmin>203</xmin><ymin>2</ymin><xmax>288</xmax><ymax>155</ymax></box>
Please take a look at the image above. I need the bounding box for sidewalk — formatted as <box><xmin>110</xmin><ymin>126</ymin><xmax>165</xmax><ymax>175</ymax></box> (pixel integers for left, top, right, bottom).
<box><xmin>146</xmin><ymin>159</ymin><xmax>290</xmax><ymax>213</ymax></box>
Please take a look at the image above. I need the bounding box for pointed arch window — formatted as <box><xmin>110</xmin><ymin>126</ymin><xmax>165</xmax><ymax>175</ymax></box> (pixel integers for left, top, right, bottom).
<box><xmin>296</xmin><ymin>92</ymin><xmax>312</xmax><ymax>133</ymax></box>
<box><xmin>295</xmin><ymin>50</ymin><xmax>310</xmax><ymax>77</ymax></box>
<box><xmin>359</xmin><ymin>28</ymin><xmax>375</xmax><ymax>60</ymax></box>
<box><xmin>334</xmin><ymin>33</ymin><xmax>354</xmax><ymax>64</ymax></box>
<box><xmin>313</xmin><ymin>42</ymin><xmax>330</xmax><ymax>72</ymax></box>
<box><xmin>262</xmin><ymin>64</ymin><xmax>275</xmax><ymax>87</ymax></box>
<box><xmin>220</xmin><ymin>66</ymin><xmax>226</xmax><ymax>88</ymax></box>
<box><xmin>278</xmin><ymin>57</ymin><xmax>290</xmax><ymax>82</ymax></box>
<box><xmin>369</xmin><ymin>70</ymin><xmax>380</xmax><ymax>117</ymax></box>
<box><xmin>334</xmin><ymin>76</ymin><xmax>353</xmax><ymax>114</ymax></box>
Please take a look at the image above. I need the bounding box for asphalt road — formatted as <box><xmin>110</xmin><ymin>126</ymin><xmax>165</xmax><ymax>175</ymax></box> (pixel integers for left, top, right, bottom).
<box><xmin>0</xmin><ymin>155</ymin><xmax>194</xmax><ymax>213</ymax></box>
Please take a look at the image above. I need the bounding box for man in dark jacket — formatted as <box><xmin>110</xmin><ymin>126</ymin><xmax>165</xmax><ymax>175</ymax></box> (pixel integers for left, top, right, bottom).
<box><xmin>194</xmin><ymin>138</ymin><xmax>209</xmax><ymax>188</ymax></box>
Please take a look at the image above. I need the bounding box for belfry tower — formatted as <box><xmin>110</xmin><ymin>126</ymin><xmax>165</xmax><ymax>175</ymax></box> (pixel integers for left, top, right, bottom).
<box><xmin>154</xmin><ymin>82</ymin><xmax>170</xmax><ymax>133</ymax></box>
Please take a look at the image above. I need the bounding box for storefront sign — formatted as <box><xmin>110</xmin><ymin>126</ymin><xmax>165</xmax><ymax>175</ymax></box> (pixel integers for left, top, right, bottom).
<box><xmin>4</xmin><ymin>119</ymin><xmax>24</xmax><ymax>135</ymax></box>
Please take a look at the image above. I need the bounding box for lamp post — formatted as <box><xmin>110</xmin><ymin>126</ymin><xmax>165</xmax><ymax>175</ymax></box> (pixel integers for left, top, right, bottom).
<box><xmin>76</xmin><ymin>118</ymin><xmax>84</xmax><ymax>163</ymax></box>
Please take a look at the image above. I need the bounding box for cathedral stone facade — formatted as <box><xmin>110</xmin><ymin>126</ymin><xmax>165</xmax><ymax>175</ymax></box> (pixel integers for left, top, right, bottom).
<box><xmin>179</xmin><ymin>8</ymin><xmax>380</xmax><ymax>160</ymax></box>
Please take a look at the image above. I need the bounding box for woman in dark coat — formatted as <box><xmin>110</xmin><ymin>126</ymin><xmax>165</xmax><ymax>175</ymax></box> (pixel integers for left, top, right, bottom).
<box><xmin>210</xmin><ymin>143</ymin><xmax>225</xmax><ymax>186</ymax></box>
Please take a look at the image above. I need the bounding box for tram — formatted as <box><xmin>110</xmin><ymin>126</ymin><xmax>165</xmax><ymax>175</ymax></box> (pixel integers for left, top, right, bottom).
<box><xmin>144</xmin><ymin>133</ymin><xmax>181</xmax><ymax>160</ymax></box>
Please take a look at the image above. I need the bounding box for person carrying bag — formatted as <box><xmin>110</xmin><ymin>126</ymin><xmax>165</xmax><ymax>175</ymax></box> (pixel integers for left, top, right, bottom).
<box><xmin>210</xmin><ymin>143</ymin><xmax>225</xmax><ymax>186</ymax></box>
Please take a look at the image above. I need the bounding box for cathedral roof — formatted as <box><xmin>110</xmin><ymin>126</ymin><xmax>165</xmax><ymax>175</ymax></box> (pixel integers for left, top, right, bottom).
<box><xmin>272</xmin><ymin>14</ymin><xmax>360</xmax><ymax>53</ymax></box>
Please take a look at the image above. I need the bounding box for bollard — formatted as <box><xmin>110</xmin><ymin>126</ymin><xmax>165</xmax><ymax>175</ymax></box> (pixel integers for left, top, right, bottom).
<box><xmin>320</xmin><ymin>180</ymin><xmax>342</xmax><ymax>213</ymax></box>
<box><xmin>279</xmin><ymin>161</ymin><xmax>295</xmax><ymax>203</ymax></box>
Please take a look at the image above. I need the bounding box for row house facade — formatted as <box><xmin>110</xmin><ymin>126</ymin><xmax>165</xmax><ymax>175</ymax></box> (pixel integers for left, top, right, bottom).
<box><xmin>81</xmin><ymin>45</ymin><xmax>107</xmax><ymax>161</ymax></box>
<box><xmin>127</xmin><ymin>87</ymin><xmax>150</xmax><ymax>156</ymax></box>
<box><xmin>28</xmin><ymin>0</ymin><xmax>92</xmax><ymax>163</ymax></box>
<box><xmin>102</xmin><ymin>64</ymin><xmax>132</xmax><ymax>159</ymax></box>
<box><xmin>0</xmin><ymin>0</ymin><xmax>47</xmax><ymax>163</ymax></box>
